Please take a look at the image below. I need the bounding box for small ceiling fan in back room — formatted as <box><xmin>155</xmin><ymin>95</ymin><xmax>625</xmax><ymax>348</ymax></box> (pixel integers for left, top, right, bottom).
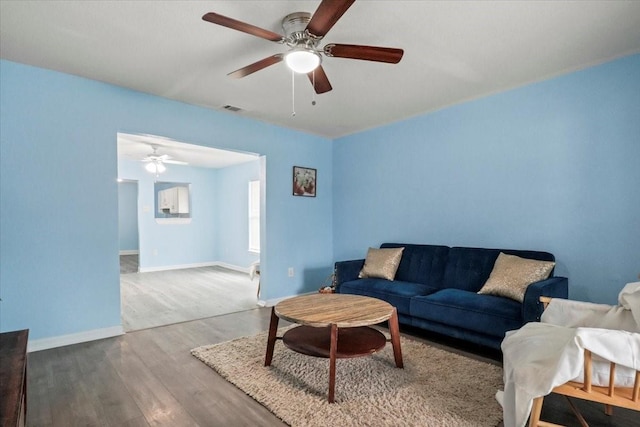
<box><xmin>141</xmin><ymin>145</ymin><xmax>188</xmax><ymax>176</ymax></box>
<box><xmin>202</xmin><ymin>0</ymin><xmax>404</xmax><ymax>95</ymax></box>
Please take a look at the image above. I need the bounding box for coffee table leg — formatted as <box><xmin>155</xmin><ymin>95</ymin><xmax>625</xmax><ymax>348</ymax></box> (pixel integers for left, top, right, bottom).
<box><xmin>328</xmin><ymin>324</ymin><xmax>338</xmax><ymax>403</ymax></box>
<box><xmin>389</xmin><ymin>308</ymin><xmax>404</xmax><ymax>368</ymax></box>
<box><xmin>264</xmin><ymin>307</ymin><xmax>279</xmax><ymax>366</ymax></box>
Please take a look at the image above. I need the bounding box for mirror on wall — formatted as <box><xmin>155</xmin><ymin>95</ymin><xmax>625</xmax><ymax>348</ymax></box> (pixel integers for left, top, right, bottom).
<box><xmin>154</xmin><ymin>182</ymin><xmax>191</xmax><ymax>219</ymax></box>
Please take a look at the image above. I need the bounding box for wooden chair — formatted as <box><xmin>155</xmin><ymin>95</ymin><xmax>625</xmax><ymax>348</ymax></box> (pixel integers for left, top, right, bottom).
<box><xmin>528</xmin><ymin>296</ymin><xmax>640</xmax><ymax>427</ymax></box>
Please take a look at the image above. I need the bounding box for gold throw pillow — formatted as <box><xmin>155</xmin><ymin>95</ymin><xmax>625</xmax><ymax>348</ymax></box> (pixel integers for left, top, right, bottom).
<box><xmin>359</xmin><ymin>247</ymin><xmax>405</xmax><ymax>281</ymax></box>
<box><xmin>478</xmin><ymin>252</ymin><xmax>555</xmax><ymax>302</ymax></box>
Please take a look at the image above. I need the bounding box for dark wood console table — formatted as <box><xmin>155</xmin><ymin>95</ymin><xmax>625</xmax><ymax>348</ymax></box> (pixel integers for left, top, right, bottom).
<box><xmin>0</xmin><ymin>329</ymin><xmax>29</xmax><ymax>427</ymax></box>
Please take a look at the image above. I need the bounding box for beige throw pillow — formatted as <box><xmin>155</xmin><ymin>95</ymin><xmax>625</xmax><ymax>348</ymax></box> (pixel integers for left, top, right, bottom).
<box><xmin>359</xmin><ymin>247</ymin><xmax>405</xmax><ymax>281</ymax></box>
<box><xmin>478</xmin><ymin>252</ymin><xmax>555</xmax><ymax>302</ymax></box>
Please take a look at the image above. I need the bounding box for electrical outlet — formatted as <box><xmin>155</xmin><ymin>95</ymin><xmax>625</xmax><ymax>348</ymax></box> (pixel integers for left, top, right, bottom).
<box><xmin>288</xmin><ymin>267</ymin><xmax>294</xmax><ymax>277</ymax></box>
<box><xmin>153</xmin><ymin>249</ymin><xmax>158</xmax><ymax>256</ymax></box>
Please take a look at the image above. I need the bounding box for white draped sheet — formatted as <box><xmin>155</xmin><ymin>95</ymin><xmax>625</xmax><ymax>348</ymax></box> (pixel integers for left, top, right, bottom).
<box><xmin>498</xmin><ymin>282</ymin><xmax>640</xmax><ymax>427</ymax></box>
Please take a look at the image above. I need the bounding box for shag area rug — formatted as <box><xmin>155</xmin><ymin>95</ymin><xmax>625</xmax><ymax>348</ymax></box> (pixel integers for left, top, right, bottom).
<box><xmin>192</xmin><ymin>329</ymin><xmax>503</xmax><ymax>427</ymax></box>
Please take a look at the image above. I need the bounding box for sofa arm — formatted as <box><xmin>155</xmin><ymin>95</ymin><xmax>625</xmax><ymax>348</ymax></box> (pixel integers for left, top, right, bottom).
<box><xmin>522</xmin><ymin>276</ymin><xmax>569</xmax><ymax>323</ymax></box>
<box><xmin>334</xmin><ymin>259</ymin><xmax>365</xmax><ymax>291</ymax></box>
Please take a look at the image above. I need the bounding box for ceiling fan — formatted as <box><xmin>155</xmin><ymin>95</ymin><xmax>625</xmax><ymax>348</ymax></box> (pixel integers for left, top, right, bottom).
<box><xmin>142</xmin><ymin>145</ymin><xmax>188</xmax><ymax>175</ymax></box>
<box><xmin>202</xmin><ymin>0</ymin><xmax>404</xmax><ymax>94</ymax></box>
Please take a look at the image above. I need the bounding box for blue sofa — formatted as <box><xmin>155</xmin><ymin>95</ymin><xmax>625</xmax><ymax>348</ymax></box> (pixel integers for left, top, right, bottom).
<box><xmin>335</xmin><ymin>243</ymin><xmax>568</xmax><ymax>351</ymax></box>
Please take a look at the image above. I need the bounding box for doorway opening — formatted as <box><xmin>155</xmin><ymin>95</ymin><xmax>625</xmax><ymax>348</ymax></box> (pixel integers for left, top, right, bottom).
<box><xmin>116</xmin><ymin>133</ymin><xmax>265</xmax><ymax>331</ymax></box>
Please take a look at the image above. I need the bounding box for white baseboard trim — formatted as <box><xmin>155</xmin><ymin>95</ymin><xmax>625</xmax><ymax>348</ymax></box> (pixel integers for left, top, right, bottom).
<box><xmin>139</xmin><ymin>261</ymin><xmax>252</xmax><ymax>274</ymax></box>
<box><xmin>28</xmin><ymin>325</ymin><xmax>124</xmax><ymax>353</ymax></box>
<box><xmin>119</xmin><ymin>250</ymin><xmax>139</xmax><ymax>255</ymax></box>
<box><xmin>215</xmin><ymin>262</ymin><xmax>250</xmax><ymax>274</ymax></box>
<box><xmin>139</xmin><ymin>261</ymin><xmax>219</xmax><ymax>273</ymax></box>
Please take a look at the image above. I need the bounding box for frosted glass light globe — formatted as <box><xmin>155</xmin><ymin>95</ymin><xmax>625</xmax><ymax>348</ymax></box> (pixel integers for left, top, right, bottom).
<box><xmin>285</xmin><ymin>49</ymin><xmax>321</xmax><ymax>74</ymax></box>
<box><xmin>145</xmin><ymin>161</ymin><xmax>166</xmax><ymax>174</ymax></box>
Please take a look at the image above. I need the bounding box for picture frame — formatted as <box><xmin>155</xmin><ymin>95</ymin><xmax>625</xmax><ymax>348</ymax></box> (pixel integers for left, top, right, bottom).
<box><xmin>292</xmin><ymin>166</ymin><xmax>317</xmax><ymax>197</ymax></box>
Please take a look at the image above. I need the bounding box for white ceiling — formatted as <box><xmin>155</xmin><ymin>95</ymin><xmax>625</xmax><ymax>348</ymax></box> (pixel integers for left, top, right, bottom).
<box><xmin>1</xmin><ymin>1</ymin><xmax>639</xmax><ymax>139</ymax></box>
<box><xmin>117</xmin><ymin>133</ymin><xmax>259</xmax><ymax>169</ymax></box>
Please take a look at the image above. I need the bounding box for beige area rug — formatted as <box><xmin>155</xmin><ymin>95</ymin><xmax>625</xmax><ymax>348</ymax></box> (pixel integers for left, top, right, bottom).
<box><xmin>191</xmin><ymin>328</ymin><xmax>504</xmax><ymax>427</ymax></box>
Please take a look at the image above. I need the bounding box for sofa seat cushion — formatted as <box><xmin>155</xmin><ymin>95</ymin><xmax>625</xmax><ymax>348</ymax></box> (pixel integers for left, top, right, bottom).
<box><xmin>339</xmin><ymin>279</ymin><xmax>439</xmax><ymax>316</ymax></box>
<box><xmin>410</xmin><ymin>288</ymin><xmax>523</xmax><ymax>338</ymax></box>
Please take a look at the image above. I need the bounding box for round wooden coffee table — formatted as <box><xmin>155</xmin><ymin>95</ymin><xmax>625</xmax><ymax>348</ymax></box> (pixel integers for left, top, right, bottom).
<box><xmin>264</xmin><ymin>293</ymin><xmax>403</xmax><ymax>403</ymax></box>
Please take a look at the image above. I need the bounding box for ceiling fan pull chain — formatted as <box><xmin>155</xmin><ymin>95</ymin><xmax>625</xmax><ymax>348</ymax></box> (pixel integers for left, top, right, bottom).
<box><xmin>291</xmin><ymin>70</ymin><xmax>296</xmax><ymax>117</ymax></box>
<box><xmin>312</xmin><ymin>70</ymin><xmax>317</xmax><ymax>106</ymax></box>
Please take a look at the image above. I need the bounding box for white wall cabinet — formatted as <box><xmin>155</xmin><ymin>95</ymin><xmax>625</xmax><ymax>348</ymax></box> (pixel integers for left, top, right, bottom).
<box><xmin>158</xmin><ymin>186</ymin><xmax>189</xmax><ymax>214</ymax></box>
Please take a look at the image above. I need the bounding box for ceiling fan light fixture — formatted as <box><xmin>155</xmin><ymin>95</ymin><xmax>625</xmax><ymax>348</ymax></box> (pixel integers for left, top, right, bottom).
<box><xmin>285</xmin><ymin>48</ymin><xmax>321</xmax><ymax>74</ymax></box>
<box><xmin>145</xmin><ymin>161</ymin><xmax>166</xmax><ymax>174</ymax></box>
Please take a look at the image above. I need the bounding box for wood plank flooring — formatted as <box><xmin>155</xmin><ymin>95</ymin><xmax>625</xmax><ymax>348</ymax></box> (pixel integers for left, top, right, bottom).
<box><xmin>120</xmin><ymin>255</ymin><xmax>139</xmax><ymax>275</ymax></box>
<box><xmin>26</xmin><ymin>309</ymin><xmax>639</xmax><ymax>427</ymax></box>
<box><xmin>120</xmin><ymin>257</ymin><xmax>259</xmax><ymax>331</ymax></box>
<box><xmin>27</xmin><ymin>308</ymin><xmax>286</xmax><ymax>427</ymax></box>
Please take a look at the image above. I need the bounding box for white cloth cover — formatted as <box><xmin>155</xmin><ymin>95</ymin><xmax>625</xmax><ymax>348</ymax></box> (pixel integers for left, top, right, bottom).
<box><xmin>541</xmin><ymin>298</ymin><xmax>640</xmax><ymax>332</ymax></box>
<box><xmin>619</xmin><ymin>281</ymin><xmax>640</xmax><ymax>326</ymax></box>
<box><xmin>499</xmin><ymin>281</ymin><xmax>640</xmax><ymax>427</ymax></box>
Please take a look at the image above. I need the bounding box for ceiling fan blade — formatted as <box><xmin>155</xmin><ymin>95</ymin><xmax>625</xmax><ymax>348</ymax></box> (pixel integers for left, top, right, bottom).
<box><xmin>202</xmin><ymin>12</ymin><xmax>284</xmax><ymax>42</ymax></box>
<box><xmin>306</xmin><ymin>0</ymin><xmax>355</xmax><ymax>38</ymax></box>
<box><xmin>228</xmin><ymin>54</ymin><xmax>284</xmax><ymax>78</ymax></box>
<box><xmin>324</xmin><ymin>44</ymin><xmax>404</xmax><ymax>63</ymax></box>
<box><xmin>307</xmin><ymin>66</ymin><xmax>332</xmax><ymax>94</ymax></box>
<box><xmin>163</xmin><ymin>160</ymin><xmax>189</xmax><ymax>165</ymax></box>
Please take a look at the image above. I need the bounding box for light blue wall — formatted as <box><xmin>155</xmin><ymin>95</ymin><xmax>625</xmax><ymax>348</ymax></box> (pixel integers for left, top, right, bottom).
<box><xmin>0</xmin><ymin>59</ymin><xmax>333</xmax><ymax>340</ymax></box>
<box><xmin>2</xmin><ymin>54</ymin><xmax>637</xmax><ymax>342</ymax></box>
<box><xmin>333</xmin><ymin>54</ymin><xmax>640</xmax><ymax>305</ymax></box>
<box><xmin>216</xmin><ymin>159</ymin><xmax>261</xmax><ymax>269</ymax></box>
<box><xmin>118</xmin><ymin>181</ymin><xmax>139</xmax><ymax>252</ymax></box>
<box><xmin>118</xmin><ymin>159</ymin><xmax>219</xmax><ymax>270</ymax></box>
<box><xmin>119</xmin><ymin>157</ymin><xmax>261</xmax><ymax>272</ymax></box>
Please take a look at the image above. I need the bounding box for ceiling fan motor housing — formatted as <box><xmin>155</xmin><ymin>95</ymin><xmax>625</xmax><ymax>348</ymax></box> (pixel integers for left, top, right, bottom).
<box><xmin>282</xmin><ymin>12</ymin><xmax>317</xmax><ymax>48</ymax></box>
<box><xmin>282</xmin><ymin>12</ymin><xmax>322</xmax><ymax>73</ymax></box>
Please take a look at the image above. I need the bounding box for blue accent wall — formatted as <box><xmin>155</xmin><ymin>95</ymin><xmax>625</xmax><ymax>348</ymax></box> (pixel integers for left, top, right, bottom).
<box><xmin>118</xmin><ymin>181</ymin><xmax>139</xmax><ymax>252</ymax></box>
<box><xmin>0</xmin><ymin>59</ymin><xmax>333</xmax><ymax>340</ymax></box>
<box><xmin>333</xmin><ymin>54</ymin><xmax>640</xmax><ymax>305</ymax></box>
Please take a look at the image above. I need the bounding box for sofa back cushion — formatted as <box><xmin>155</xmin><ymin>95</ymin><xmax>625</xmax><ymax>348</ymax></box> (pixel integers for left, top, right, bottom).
<box><xmin>443</xmin><ymin>247</ymin><xmax>555</xmax><ymax>292</ymax></box>
<box><xmin>380</xmin><ymin>243</ymin><xmax>449</xmax><ymax>287</ymax></box>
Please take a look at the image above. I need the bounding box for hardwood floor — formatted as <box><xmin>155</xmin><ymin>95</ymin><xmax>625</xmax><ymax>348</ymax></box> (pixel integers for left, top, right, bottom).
<box><xmin>119</xmin><ymin>255</ymin><xmax>139</xmax><ymax>275</ymax></box>
<box><xmin>28</xmin><ymin>308</ymin><xmax>286</xmax><ymax>427</ymax></box>
<box><xmin>26</xmin><ymin>310</ymin><xmax>639</xmax><ymax>427</ymax></box>
<box><xmin>120</xmin><ymin>257</ymin><xmax>259</xmax><ymax>331</ymax></box>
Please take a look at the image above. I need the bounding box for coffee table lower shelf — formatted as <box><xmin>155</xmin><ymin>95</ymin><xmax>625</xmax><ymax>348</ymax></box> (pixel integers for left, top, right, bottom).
<box><xmin>282</xmin><ymin>325</ymin><xmax>387</xmax><ymax>358</ymax></box>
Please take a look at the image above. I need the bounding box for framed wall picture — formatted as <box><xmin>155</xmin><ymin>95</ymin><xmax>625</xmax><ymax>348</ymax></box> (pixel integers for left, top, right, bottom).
<box><xmin>292</xmin><ymin>166</ymin><xmax>316</xmax><ymax>197</ymax></box>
